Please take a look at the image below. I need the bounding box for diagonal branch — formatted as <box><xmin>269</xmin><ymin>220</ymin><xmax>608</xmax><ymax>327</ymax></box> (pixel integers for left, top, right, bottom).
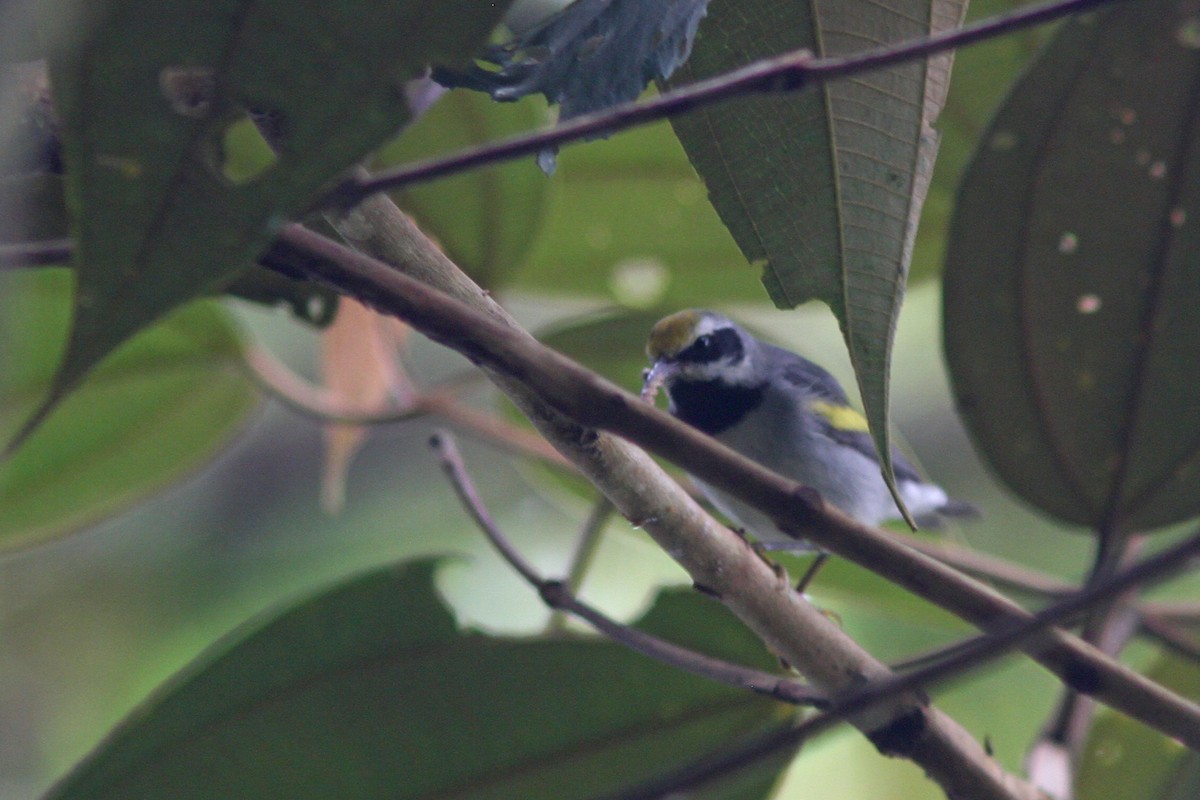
<box><xmin>428</xmin><ymin>429</ymin><xmax>826</xmax><ymax>707</ymax></box>
<box><xmin>263</xmin><ymin>220</ymin><xmax>1200</xmax><ymax>755</ymax></box>
<box><xmin>266</xmin><ymin>216</ymin><xmax>1033</xmax><ymax>798</ymax></box>
<box><xmin>598</xmin><ymin>527</ymin><xmax>1200</xmax><ymax>800</ymax></box>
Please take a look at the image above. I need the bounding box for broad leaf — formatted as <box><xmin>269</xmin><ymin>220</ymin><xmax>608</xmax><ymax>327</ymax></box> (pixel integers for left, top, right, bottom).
<box><xmin>0</xmin><ymin>269</ymin><xmax>256</xmax><ymax>550</ymax></box>
<box><xmin>30</xmin><ymin>0</ymin><xmax>512</xmax><ymax>442</ymax></box>
<box><xmin>668</xmin><ymin>0</ymin><xmax>967</xmax><ymax>523</ymax></box>
<box><xmin>1077</xmin><ymin>650</ymin><xmax>1200</xmax><ymax>800</ymax></box>
<box><xmin>944</xmin><ymin>0</ymin><xmax>1200</xmax><ymax>531</ymax></box>
<box><xmin>915</xmin><ymin>0</ymin><xmax>1053</xmax><ymax>281</ymax></box>
<box><xmin>46</xmin><ymin>560</ymin><xmax>794</xmax><ymax>800</ymax></box>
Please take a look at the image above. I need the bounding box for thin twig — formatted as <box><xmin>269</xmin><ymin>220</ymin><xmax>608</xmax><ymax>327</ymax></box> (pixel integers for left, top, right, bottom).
<box><xmin>547</xmin><ymin>497</ymin><xmax>616</xmax><ymax>635</ymax></box>
<box><xmin>1139</xmin><ymin>614</ymin><xmax>1200</xmax><ymax>662</ymax></box>
<box><xmin>1142</xmin><ymin>600</ymin><xmax>1200</xmax><ymax>622</ymax></box>
<box><xmin>593</xmin><ymin>528</ymin><xmax>1200</xmax><ymax>800</ymax></box>
<box><xmin>901</xmin><ymin>535</ymin><xmax>1075</xmax><ymax>598</ymax></box>
<box><xmin>243</xmin><ymin>344</ymin><xmax>572</xmax><ymax>468</ymax></box>
<box><xmin>321</xmin><ymin>0</ymin><xmax>1129</xmax><ymax>210</ymax></box>
<box><xmin>428</xmin><ymin>430</ymin><xmax>826</xmax><ymax>707</ymax></box>
<box><xmin>0</xmin><ymin>238</ymin><xmax>71</xmax><ymax>268</ymax></box>
<box><xmin>1034</xmin><ymin>535</ymin><xmax>1145</xmax><ymax>780</ymax></box>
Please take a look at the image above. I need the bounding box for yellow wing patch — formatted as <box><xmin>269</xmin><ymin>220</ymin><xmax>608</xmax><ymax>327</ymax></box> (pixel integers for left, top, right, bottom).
<box><xmin>810</xmin><ymin>400</ymin><xmax>870</xmax><ymax>433</ymax></box>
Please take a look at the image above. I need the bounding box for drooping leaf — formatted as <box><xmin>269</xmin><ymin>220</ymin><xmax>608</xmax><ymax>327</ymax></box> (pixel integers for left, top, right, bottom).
<box><xmin>943</xmin><ymin>0</ymin><xmax>1200</xmax><ymax>531</ymax></box>
<box><xmin>667</xmin><ymin>0</ymin><xmax>968</xmax><ymax>524</ymax></box>
<box><xmin>46</xmin><ymin>559</ymin><xmax>793</xmax><ymax>800</ymax></box>
<box><xmin>0</xmin><ymin>269</ymin><xmax>257</xmax><ymax>550</ymax></box>
<box><xmin>436</xmin><ymin>0</ymin><xmax>710</xmax><ymax>169</ymax></box>
<box><xmin>28</xmin><ymin>0</ymin><xmax>512</xmax><ymax>443</ymax></box>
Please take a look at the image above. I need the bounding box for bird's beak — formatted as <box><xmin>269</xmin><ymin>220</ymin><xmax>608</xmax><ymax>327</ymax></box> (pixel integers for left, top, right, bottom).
<box><xmin>641</xmin><ymin>359</ymin><xmax>676</xmax><ymax>403</ymax></box>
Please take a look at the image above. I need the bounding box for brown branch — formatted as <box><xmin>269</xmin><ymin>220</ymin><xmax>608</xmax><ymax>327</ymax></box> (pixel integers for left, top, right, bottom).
<box><xmin>900</xmin><ymin>535</ymin><xmax>1075</xmax><ymax>598</ymax></box>
<box><xmin>596</xmin><ymin>528</ymin><xmax>1200</xmax><ymax>800</ymax></box>
<box><xmin>321</xmin><ymin>0</ymin><xmax>1131</xmax><ymax>210</ymax></box>
<box><xmin>428</xmin><ymin>430</ymin><xmax>826</xmax><ymax>707</ymax></box>
<box><xmin>546</xmin><ymin>496</ymin><xmax>616</xmax><ymax>635</ymax></box>
<box><xmin>1140</xmin><ymin>614</ymin><xmax>1200</xmax><ymax>662</ymax></box>
<box><xmin>0</xmin><ymin>238</ymin><xmax>71</xmax><ymax>267</ymax></box>
<box><xmin>263</xmin><ymin>220</ymin><xmax>1200</xmax><ymax>755</ymax></box>
<box><xmin>265</xmin><ymin>219</ymin><xmax>1033</xmax><ymax>798</ymax></box>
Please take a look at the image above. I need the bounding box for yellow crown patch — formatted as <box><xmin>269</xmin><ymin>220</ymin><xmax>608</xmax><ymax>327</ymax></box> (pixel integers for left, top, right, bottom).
<box><xmin>646</xmin><ymin>309</ymin><xmax>703</xmax><ymax>359</ymax></box>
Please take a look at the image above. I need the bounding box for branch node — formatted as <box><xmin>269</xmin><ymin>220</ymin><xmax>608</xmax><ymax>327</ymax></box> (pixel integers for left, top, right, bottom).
<box><xmin>538</xmin><ymin>579</ymin><xmax>572</xmax><ymax>610</ymax></box>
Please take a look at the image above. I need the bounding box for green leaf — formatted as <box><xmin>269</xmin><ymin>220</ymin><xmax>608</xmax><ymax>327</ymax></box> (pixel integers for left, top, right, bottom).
<box><xmin>46</xmin><ymin>560</ymin><xmax>793</xmax><ymax>800</ymax></box>
<box><xmin>0</xmin><ymin>269</ymin><xmax>257</xmax><ymax>550</ymax></box>
<box><xmin>913</xmin><ymin>0</ymin><xmax>1051</xmax><ymax>282</ymax></box>
<box><xmin>1077</xmin><ymin>649</ymin><xmax>1200</xmax><ymax>800</ymax></box>
<box><xmin>943</xmin><ymin>0</ymin><xmax>1200</xmax><ymax>531</ymax></box>
<box><xmin>372</xmin><ymin>90</ymin><xmax>549</xmax><ymax>290</ymax></box>
<box><xmin>435</xmin><ymin>0</ymin><xmax>710</xmax><ymax>121</ymax></box>
<box><xmin>32</xmin><ymin>0</ymin><xmax>512</xmax><ymax>440</ymax></box>
<box><xmin>667</xmin><ymin>0</ymin><xmax>968</xmax><ymax>524</ymax></box>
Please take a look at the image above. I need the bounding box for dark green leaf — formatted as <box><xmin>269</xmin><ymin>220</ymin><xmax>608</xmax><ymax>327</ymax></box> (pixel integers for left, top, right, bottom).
<box><xmin>914</xmin><ymin>0</ymin><xmax>1051</xmax><ymax>282</ymax></box>
<box><xmin>0</xmin><ymin>269</ymin><xmax>257</xmax><ymax>550</ymax></box>
<box><xmin>943</xmin><ymin>0</ymin><xmax>1200</xmax><ymax>530</ymax></box>
<box><xmin>668</xmin><ymin>0</ymin><xmax>968</xmax><ymax>524</ymax></box>
<box><xmin>1077</xmin><ymin>649</ymin><xmax>1200</xmax><ymax>800</ymax></box>
<box><xmin>222</xmin><ymin>267</ymin><xmax>337</xmax><ymax>326</ymax></box>
<box><xmin>46</xmin><ymin>560</ymin><xmax>793</xmax><ymax>800</ymax></box>
<box><xmin>437</xmin><ymin>0</ymin><xmax>709</xmax><ymax>154</ymax></box>
<box><xmin>33</xmin><ymin>0</ymin><xmax>512</xmax><ymax>439</ymax></box>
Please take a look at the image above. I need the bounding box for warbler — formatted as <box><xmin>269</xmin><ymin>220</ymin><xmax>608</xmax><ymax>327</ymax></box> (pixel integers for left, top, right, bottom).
<box><xmin>642</xmin><ymin>309</ymin><xmax>975</xmax><ymax>549</ymax></box>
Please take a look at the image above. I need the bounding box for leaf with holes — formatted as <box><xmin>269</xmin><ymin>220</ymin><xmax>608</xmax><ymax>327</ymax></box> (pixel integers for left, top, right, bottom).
<box><xmin>45</xmin><ymin>559</ymin><xmax>794</xmax><ymax>800</ymax></box>
<box><xmin>944</xmin><ymin>0</ymin><xmax>1200</xmax><ymax>531</ymax></box>
<box><xmin>667</xmin><ymin>0</ymin><xmax>967</xmax><ymax>524</ymax></box>
<box><xmin>23</xmin><ymin>0</ymin><xmax>512</xmax><ymax>446</ymax></box>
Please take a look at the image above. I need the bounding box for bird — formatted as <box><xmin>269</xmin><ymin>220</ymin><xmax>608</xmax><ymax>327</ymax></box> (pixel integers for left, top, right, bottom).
<box><xmin>642</xmin><ymin>309</ymin><xmax>976</xmax><ymax>553</ymax></box>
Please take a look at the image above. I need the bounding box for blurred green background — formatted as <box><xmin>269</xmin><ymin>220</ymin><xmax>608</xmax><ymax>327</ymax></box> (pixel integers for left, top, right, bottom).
<box><xmin>4</xmin><ymin>0</ymin><xmax>1196</xmax><ymax>796</ymax></box>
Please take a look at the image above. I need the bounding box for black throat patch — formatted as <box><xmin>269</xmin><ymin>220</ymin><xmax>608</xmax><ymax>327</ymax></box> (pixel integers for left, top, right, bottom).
<box><xmin>668</xmin><ymin>379</ymin><xmax>766</xmax><ymax>435</ymax></box>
